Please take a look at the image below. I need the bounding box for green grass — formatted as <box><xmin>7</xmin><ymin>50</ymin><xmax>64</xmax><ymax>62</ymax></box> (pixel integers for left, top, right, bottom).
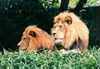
<box><xmin>0</xmin><ymin>48</ymin><xmax>100</xmax><ymax>69</ymax></box>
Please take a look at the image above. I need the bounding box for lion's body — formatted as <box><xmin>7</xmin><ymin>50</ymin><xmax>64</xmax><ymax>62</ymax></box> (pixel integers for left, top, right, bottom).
<box><xmin>51</xmin><ymin>11</ymin><xmax>89</xmax><ymax>52</ymax></box>
<box><xmin>18</xmin><ymin>25</ymin><xmax>54</xmax><ymax>52</ymax></box>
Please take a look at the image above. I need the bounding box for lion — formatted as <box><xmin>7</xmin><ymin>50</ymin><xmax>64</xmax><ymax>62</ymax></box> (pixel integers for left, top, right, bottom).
<box><xmin>51</xmin><ymin>11</ymin><xmax>89</xmax><ymax>52</ymax></box>
<box><xmin>17</xmin><ymin>25</ymin><xmax>54</xmax><ymax>52</ymax></box>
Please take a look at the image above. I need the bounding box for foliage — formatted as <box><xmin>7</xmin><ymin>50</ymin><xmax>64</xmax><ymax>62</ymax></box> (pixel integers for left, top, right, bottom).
<box><xmin>40</xmin><ymin>0</ymin><xmax>98</xmax><ymax>9</ymax></box>
<box><xmin>40</xmin><ymin>0</ymin><xmax>60</xmax><ymax>9</ymax></box>
<box><xmin>0</xmin><ymin>48</ymin><xmax>99</xmax><ymax>69</ymax></box>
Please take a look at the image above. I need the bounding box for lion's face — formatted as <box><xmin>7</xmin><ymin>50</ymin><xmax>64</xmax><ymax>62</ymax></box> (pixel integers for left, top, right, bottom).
<box><xmin>17</xmin><ymin>28</ymin><xmax>37</xmax><ymax>50</ymax></box>
<box><xmin>51</xmin><ymin>23</ymin><xmax>67</xmax><ymax>45</ymax></box>
<box><xmin>17</xmin><ymin>35</ymin><xmax>30</xmax><ymax>50</ymax></box>
<box><xmin>51</xmin><ymin>12</ymin><xmax>73</xmax><ymax>45</ymax></box>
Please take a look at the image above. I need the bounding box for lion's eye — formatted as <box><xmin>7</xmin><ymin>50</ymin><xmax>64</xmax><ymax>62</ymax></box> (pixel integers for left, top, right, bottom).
<box><xmin>65</xmin><ymin>20</ymin><xmax>69</xmax><ymax>23</ymax></box>
<box><xmin>65</xmin><ymin>20</ymin><xmax>72</xmax><ymax>25</ymax></box>
<box><xmin>23</xmin><ymin>37</ymin><xmax>26</xmax><ymax>40</ymax></box>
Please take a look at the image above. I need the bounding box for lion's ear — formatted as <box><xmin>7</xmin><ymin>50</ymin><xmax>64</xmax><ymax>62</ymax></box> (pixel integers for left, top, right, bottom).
<box><xmin>29</xmin><ymin>31</ymin><xmax>36</xmax><ymax>37</ymax></box>
<box><xmin>65</xmin><ymin>16</ymin><xmax>72</xmax><ymax>25</ymax></box>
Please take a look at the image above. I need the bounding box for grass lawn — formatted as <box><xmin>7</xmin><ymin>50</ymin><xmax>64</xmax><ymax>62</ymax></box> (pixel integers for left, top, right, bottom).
<box><xmin>0</xmin><ymin>47</ymin><xmax>99</xmax><ymax>69</ymax></box>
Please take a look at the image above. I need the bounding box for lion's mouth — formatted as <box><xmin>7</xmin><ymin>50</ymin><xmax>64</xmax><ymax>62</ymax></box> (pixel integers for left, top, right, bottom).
<box><xmin>54</xmin><ymin>38</ymin><xmax>64</xmax><ymax>44</ymax></box>
<box><xmin>55</xmin><ymin>38</ymin><xmax>63</xmax><ymax>40</ymax></box>
<box><xmin>19</xmin><ymin>46</ymin><xmax>27</xmax><ymax>50</ymax></box>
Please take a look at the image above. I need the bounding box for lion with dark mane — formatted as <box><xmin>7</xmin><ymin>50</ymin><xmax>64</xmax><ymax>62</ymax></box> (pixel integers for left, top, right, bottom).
<box><xmin>17</xmin><ymin>25</ymin><xmax>54</xmax><ymax>52</ymax></box>
<box><xmin>51</xmin><ymin>11</ymin><xmax>89</xmax><ymax>52</ymax></box>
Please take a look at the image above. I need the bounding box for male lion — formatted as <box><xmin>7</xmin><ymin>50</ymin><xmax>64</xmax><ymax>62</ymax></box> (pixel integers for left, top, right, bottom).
<box><xmin>51</xmin><ymin>11</ymin><xmax>89</xmax><ymax>52</ymax></box>
<box><xmin>17</xmin><ymin>25</ymin><xmax>54</xmax><ymax>52</ymax></box>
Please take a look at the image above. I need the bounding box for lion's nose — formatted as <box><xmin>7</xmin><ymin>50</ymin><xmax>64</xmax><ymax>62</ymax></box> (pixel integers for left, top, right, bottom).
<box><xmin>17</xmin><ymin>42</ymin><xmax>20</xmax><ymax>47</ymax></box>
<box><xmin>52</xmin><ymin>33</ymin><xmax>56</xmax><ymax>36</ymax></box>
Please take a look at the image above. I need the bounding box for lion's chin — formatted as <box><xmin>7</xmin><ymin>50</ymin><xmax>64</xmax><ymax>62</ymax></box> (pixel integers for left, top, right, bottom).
<box><xmin>19</xmin><ymin>46</ymin><xmax>27</xmax><ymax>50</ymax></box>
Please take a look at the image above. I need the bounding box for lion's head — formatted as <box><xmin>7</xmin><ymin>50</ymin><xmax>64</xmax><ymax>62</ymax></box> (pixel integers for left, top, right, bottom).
<box><xmin>51</xmin><ymin>23</ymin><xmax>68</xmax><ymax>45</ymax></box>
<box><xmin>51</xmin><ymin>11</ymin><xmax>74</xmax><ymax>46</ymax></box>
<box><xmin>18</xmin><ymin>25</ymin><xmax>54</xmax><ymax>52</ymax></box>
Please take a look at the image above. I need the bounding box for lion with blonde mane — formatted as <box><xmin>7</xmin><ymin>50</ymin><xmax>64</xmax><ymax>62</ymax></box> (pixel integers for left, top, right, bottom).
<box><xmin>51</xmin><ymin>11</ymin><xmax>89</xmax><ymax>52</ymax></box>
<box><xmin>17</xmin><ymin>25</ymin><xmax>54</xmax><ymax>52</ymax></box>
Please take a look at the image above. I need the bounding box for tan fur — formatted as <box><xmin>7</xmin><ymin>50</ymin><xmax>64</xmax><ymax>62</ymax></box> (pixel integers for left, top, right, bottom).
<box><xmin>51</xmin><ymin>11</ymin><xmax>89</xmax><ymax>52</ymax></box>
<box><xmin>17</xmin><ymin>25</ymin><xmax>54</xmax><ymax>52</ymax></box>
